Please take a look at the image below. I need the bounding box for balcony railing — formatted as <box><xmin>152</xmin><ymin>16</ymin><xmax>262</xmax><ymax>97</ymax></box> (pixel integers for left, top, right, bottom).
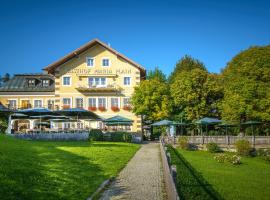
<box><xmin>75</xmin><ymin>84</ymin><xmax>122</xmax><ymax>92</ymax></box>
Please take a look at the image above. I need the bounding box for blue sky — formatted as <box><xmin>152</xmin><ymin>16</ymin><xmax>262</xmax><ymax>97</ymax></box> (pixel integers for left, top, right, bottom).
<box><xmin>0</xmin><ymin>0</ymin><xmax>269</xmax><ymax>76</ymax></box>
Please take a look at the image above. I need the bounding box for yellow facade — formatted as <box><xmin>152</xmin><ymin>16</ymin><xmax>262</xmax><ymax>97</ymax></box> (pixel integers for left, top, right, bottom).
<box><xmin>0</xmin><ymin>39</ymin><xmax>145</xmax><ymax>132</ymax></box>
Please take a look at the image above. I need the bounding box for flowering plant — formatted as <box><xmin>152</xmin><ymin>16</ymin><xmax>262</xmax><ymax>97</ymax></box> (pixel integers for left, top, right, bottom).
<box><xmin>98</xmin><ymin>106</ymin><xmax>106</xmax><ymax>112</ymax></box>
<box><xmin>88</xmin><ymin>106</ymin><xmax>97</xmax><ymax>111</ymax></box>
<box><xmin>214</xmin><ymin>154</ymin><xmax>241</xmax><ymax>165</ymax></box>
<box><xmin>62</xmin><ymin>105</ymin><xmax>70</xmax><ymax>109</ymax></box>
<box><xmin>123</xmin><ymin>105</ymin><xmax>132</xmax><ymax>111</ymax></box>
<box><xmin>111</xmin><ymin>106</ymin><xmax>120</xmax><ymax>112</ymax></box>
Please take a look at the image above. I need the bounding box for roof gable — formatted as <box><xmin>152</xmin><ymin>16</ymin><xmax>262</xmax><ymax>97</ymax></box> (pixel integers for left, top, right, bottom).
<box><xmin>43</xmin><ymin>39</ymin><xmax>145</xmax><ymax>74</ymax></box>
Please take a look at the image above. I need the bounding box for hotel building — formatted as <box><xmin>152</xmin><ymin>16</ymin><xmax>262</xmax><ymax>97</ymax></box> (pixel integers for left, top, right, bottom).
<box><xmin>0</xmin><ymin>39</ymin><xmax>146</xmax><ymax>132</ymax></box>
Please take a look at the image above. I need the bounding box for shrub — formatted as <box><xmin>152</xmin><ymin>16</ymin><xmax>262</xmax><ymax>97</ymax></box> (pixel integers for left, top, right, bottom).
<box><xmin>206</xmin><ymin>142</ymin><xmax>220</xmax><ymax>153</ymax></box>
<box><xmin>177</xmin><ymin>137</ymin><xmax>189</xmax><ymax>150</ymax></box>
<box><xmin>256</xmin><ymin>149</ymin><xmax>270</xmax><ymax>162</ymax></box>
<box><xmin>110</xmin><ymin>132</ymin><xmax>132</xmax><ymax>142</ymax></box>
<box><xmin>89</xmin><ymin>129</ymin><xmax>103</xmax><ymax>141</ymax></box>
<box><xmin>235</xmin><ymin>140</ymin><xmax>251</xmax><ymax>156</ymax></box>
<box><xmin>214</xmin><ymin>154</ymin><xmax>241</xmax><ymax>165</ymax></box>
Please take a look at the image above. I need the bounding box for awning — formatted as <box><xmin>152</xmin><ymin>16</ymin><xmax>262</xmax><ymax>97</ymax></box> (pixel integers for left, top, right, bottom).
<box><xmin>104</xmin><ymin>115</ymin><xmax>133</xmax><ymax>126</ymax></box>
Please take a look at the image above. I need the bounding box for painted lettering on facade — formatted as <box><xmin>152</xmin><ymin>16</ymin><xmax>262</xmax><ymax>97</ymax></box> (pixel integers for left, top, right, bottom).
<box><xmin>68</xmin><ymin>68</ymin><xmax>132</xmax><ymax>75</ymax></box>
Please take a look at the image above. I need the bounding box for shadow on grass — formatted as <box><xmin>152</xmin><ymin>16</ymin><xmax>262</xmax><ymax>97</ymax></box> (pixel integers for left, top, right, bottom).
<box><xmin>168</xmin><ymin>146</ymin><xmax>224</xmax><ymax>200</ymax></box>
<box><xmin>0</xmin><ymin>137</ymin><xmax>108</xmax><ymax>200</ymax></box>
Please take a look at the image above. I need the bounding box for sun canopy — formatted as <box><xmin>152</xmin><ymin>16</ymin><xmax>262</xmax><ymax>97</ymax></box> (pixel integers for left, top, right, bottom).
<box><xmin>195</xmin><ymin>117</ymin><xmax>222</xmax><ymax>125</ymax></box>
<box><xmin>55</xmin><ymin>108</ymin><xmax>101</xmax><ymax>120</ymax></box>
<box><xmin>17</xmin><ymin>108</ymin><xmax>55</xmax><ymax>116</ymax></box>
<box><xmin>0</xmin><ymin>102</ymin><xmax>14</xmax><ymax>113</ymax></box>
<box><xmin>151</xmin><ymin>120</ymin><xmax>173</xmax><ymax>126</ymax></box>
<box><xmin>104</xmin><ymin>115</ymin><xmax>133</xmax><ymax>126</ymax></box>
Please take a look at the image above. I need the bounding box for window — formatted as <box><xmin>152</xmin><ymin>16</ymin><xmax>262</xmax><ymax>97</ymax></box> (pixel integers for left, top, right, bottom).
<box><xmin>28</xmin><ymin>79</ymin><xmax>35</xmax><ymax>87</ymax></box>
<box><xmin>102</xmin><ymin>58</ymin><xmax>110</xmax><ymax>67</ymax></box>
<box><xmin>98</xmin><ymin>98</ymin><xmax>106</xmax><ymax>108</ymax></box>
<box><xmin>75</xmin><ymin>98</ymin><xmax>83</xmax><ymax>108</ymax></box>
<box><xmin>88</xmin><ymin>98</ymin><xmax>96</xmax><ymax>107</ymax></box>
<box><xmin>63</xmin><ymin>98</ymin><xmax>71</xmax><ymax>108</ymax></box>
<box><xmin>34</xmin><ymin>100</ymin><xmax>42</xmax><ymax>108</ymax></box>
<box><xmin>8</xmin><ymin>100</ymin><xmax>17</xmax><ymax>109</ymax></box>
<box><xmin>111</xmin><ymin>98</ymin><xmax>119</xmax><ymax>108</ymax></box>
<box><xmin>63</xmin><ymin>76</ymin><xmax>71</xmax><ymax>86</ymax></box>
<box><xmin>124</xmin><ymin>77</ymin><xmax>131</xmax><ymax>85</ymax></box>
<box><xmin>64</xmin><ymin>122</ymin><xmax>71</xmax><ymax>129</ymax></box>
<box><xmin>42</xmin><ymin>79</ymin><xmax>50</xmax><ymax>87</ymax></box>
<box><xmin>88</xmin><ymin>77</ymin><xmax>106</xmax><ymax>87</ymax></box>
<box><xmin>86</xmin><ymin>57</ymin><xmax>94</xmax><ymax>67</ymax></box>
<box><xmin>47</xmin><ymin>100</ymin><xmax>54</xmax><ymax>110</ymax></box>
<box><xmin>123</xmin><ymin>97</ymin><xmax>130</xmax><ymax>106</ymax></box>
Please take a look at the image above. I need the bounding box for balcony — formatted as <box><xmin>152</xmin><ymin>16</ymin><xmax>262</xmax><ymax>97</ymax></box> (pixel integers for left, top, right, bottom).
<box><xmin>75</xmin><ymin>84</ymin><xmax>122</xmax><ymax>93</ymax></box>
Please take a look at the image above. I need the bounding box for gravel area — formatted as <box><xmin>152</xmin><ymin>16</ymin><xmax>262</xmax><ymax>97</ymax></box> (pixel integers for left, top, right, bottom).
<box><xmin>99</xmin><ymin>142</ymin><xmax>166</xmax><ymax>200</ymax></box>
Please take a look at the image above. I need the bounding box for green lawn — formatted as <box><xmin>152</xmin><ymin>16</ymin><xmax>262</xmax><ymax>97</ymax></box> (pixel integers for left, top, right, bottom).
<box><xmin>168</xmin><ymin>146</ymin><xmax>270</xmax><ymax>200</ymax></box>
<box><xmin>0</xmin><ymin>135</ymin><xmax>140</xmax><ymax>200</ymax></box>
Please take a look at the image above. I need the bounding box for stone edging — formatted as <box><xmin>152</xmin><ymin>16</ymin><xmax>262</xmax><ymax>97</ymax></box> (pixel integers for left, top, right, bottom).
<box><xmin>87</xmin><ymin>178</ymin><xmax>114</xmax><ymax>200</ymax></box>
<box><xmin>160</xmin><ymin>141</ymin><xmax>180</xmax><ymax>200</ymax></box>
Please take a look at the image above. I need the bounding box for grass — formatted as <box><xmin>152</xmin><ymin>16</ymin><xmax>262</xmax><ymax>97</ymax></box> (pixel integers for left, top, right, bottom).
<box><xmin>0</xmin><ymin>134</ymin><xmax>140</xmax><ymax>200</ymax></box>
<box><xmin>167</xmin><ymin>146</ymin><xmax>270</xmax><ymax>200</ymax></box>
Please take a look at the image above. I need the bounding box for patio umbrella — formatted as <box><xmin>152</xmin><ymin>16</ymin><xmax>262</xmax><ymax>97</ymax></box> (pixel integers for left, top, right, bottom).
<box><xmin>241</xmin><ymin>121</ymin><xmax>262</xmax><ymax>136</ymax></box>
<box><xmin>104</xmin><ymin>115</ymin><xmax>133</xmax><ymax>131</ymax></box>
<box><xmin>56</xmin><ymin>108</ymin><xmax>101</xmax><ymax>121</ymax></box>
<box><xmin>195</xmin><ymin>117</ymin><xmax>222</xmax><ymax>135</ymax></box>
<box><xmin>151</xmin><ymin>120</ymin><xmax>173</xmax><ymax>126</ymax></box>
<box><xmin>217</xmin><ymin>123</ymin><xmax>238</xmax><ymax>135</ymax></box>
<box><xmin>17</xmin><ymin>108</ymin><xmax>58</xmax><ymax>131</ymax></box>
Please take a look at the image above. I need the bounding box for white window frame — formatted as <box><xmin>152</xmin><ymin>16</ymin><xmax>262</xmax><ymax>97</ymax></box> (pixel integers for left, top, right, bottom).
<box><xmin>102</xmin><ymin>57</ymin><xmax>110</xmax><ymax>67</ymax></box>
<box><xmin>42</xmin><ymin>79</ymin><xmax>50</xmax><ymax>87</ymax></box>
<box><xmin>7</xmin><ymin>99</ymin><xmax>17</xmax><ymax>109</ymax></box>
<box><xmin>62</xmin><ymin>97</ymin><xmax>72</xmax><ymax>108</ymax></box>
<box><xmin>62</xmin><ymin>75</ymin><xmax>72</xmax><ymax>86</ymax></box>
<box><xmin>75</xmin><ymin>97</ymin><xmax>84</xmax><ymax>108</ymax></box>
<box><xmin>111</xmin><ymin>97</ymin><xmax>120</xmax><ymax>108</ymax></box>
<box><xmin>88</xmin><ymin>77</ymin><xmax>107</xmax><ymax>87</ymax></box>
<box><xmin>98</xmin><ymin>97</ymin><xmax>107</xmax><ymax>109</ymax></box>
<box><xmin>88</xmin><ymin>97</ymin><xmax>97</xmax><ymax>107</ymax></box>
<box><xmin>33</xmin><ymin>99</ymin><xmax>43</xmax><ymax>108</ymax></box>
<box><xmin>123</xmin><ymin>97</ymin><xmax>130</xmax><ymax>106</ymax></box>
<box><xmin>86</xmin><ymin>57</ymin><xmax>95</xmax><ymax>67</ymax></box>
<box><xmin>123</xmin><ymin>76</ymin><xmax>131</xmax><ymax>86</ymax></box>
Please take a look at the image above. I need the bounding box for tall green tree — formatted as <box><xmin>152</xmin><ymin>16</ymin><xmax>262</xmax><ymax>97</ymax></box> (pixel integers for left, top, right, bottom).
<box><xmin>170</xmin><ymin>69</ymin><xmax>223</xmax><ymax>121</ymax></box>
<box><xmin>222</xmin><ymin>45</ymin><xmax>270</xmax><ymax>123</ymax></box>
<box><xmin>131</xmin><ymin>68</ymin><xmax>171</xmax><ymax>121</ymax></box>
<box><xmin>169</xmin><ymin>55</ymin><xmax>207</xmax><ymax>83</ymax></box>
<box><xmin>147</xmin><ymin>67</ymin><xmax>166</xmax><ymax>82</ymax></box>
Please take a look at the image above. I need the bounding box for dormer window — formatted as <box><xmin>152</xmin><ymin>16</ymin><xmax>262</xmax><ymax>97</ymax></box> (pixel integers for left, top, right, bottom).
<box><xmin>42</xmin><ymin>79</ymin><xmax>50</xmax><ymax>87</ymax></box>
<box><xmin>28</xmin><ymin>79</ymin><xmax>35</xmax><ymax>87</ymax></box>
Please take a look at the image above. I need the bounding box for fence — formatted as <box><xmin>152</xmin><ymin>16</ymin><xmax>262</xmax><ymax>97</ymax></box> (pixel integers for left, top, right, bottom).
<box><xmin>160</xmin><ymin>140</ymin><xmax>180</xmax><ymax>200</ymax></box>
<box><xmin>11</xmin><ymin>132</ymin><xmax>89</xmax><ymax>141</ymax></box>
<box><xmin>163</xmin><ymin>135</ymin><xmax>270</xmax><ymax>148</ymax></box>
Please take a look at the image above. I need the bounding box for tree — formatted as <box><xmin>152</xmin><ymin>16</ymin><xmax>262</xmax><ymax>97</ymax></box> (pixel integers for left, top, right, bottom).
<box><xmin>131</xmin><ymin>70</ymin><xmax>172</xmax><ymax>121</ymax></box>
<box><xmin>221</xmin><ymin>45</ymin><xmax>270</xmax><ymax>123</ymax></box>
<box><xmin>169</xmin><ymin>55</ymin><xmax>207</xmax><ymax>83</ymax></box>
<box><xmin>2</xmin><ymin>73</ymin><xmax>10</xmax><ymax>83</ymax></box>
<box><xmin>147</xmin><ymin>67</ymin><xmax>167</xmax><ymax>82</ymax></box>
<box><xmin>170</xmin><ymin>68</ymin><xmax>223</xmax><ymax>121</ymax></box>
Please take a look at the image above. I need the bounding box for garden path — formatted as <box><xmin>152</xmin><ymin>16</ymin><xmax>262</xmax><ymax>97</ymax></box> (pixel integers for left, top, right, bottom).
<box><xmin>99</xmin><ymin>142</ymin><xmax>166</xmax><ymax>200</ymax></box>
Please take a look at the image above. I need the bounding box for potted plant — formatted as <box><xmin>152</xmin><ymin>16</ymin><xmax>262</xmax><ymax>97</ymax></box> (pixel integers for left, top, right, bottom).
<box><xmin>98</xmin><ymin>106</ymin><xmax>106</xmax><ymax>112</ymax></box>
<box><xmin>62</xmin><ymin>105</ymin><xmax>70</xmax><ymax>109</ymax></box>
<box><xmin>111</xmin><ymin>106</ymin><xmax>120</xmax><ymax>112</ymax></box>
<box><xmin>123</xmin><ymin>105</ymin><xmax>132</xmax><ymax>111</ymax></box>
<box><xmin>88</xmin><ymin>106</ymin><xmax>97</xmax><ymax>111</ymax></box>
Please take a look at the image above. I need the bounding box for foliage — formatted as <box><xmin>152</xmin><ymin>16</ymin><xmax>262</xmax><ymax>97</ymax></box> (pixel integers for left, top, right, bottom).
<box><xmin>170</xmin><ymin>68</ymin><xmax>223</xmax><ymax>121</ymax></box>
<box><xmin>0</xmin><ymin>115</ymin><xmax>8</xmax><ymax>133</ymax></box>
<box><xmin>0</xmin><ymin>135</ymin><xmax>139</xmax><ymax>200</ymax></box>
<box><xmin>110</xmin><ymin>132</ymin><xmax>132</xmax><ymax>142</ymax></box>
<box><xmin>256</xmin><ymin>149</ymin><xmax>270</xmax><ymax>162</ymax></box>
<box><xmin>131</xmin><ymin>70</ymin><xmax>172</xmax><ymax>121</ymax></box>
<box><xmin>169</xmin><ymin>146</ymin><xmax>270</xmax><ymax>200</ymax></box>
<box><xmin>214</xmin><ymin>154</ymin><xmax>241</xmax><ymax>165</ymax></box>
<box><xmin>206</xmin><ymin>142</ymin><xmax>220</xmax><ymax>153</ymax></box>
<box><xmin>235</xmin><ymin>140</ymin><xmax>251</xmax><ymax>156</ymax></box>
<box><xmin>89</xmin><ymin>129</ymin><xmax>103</xmax><ymax>141</ymax></box>
<box><xmin>147</xmin><ymin>67</ymin><xmax>167</xmax><ymax>82</ymax></box>
<box><xmin>177</xmin><ymin>137</ymin><xmax>189</xmax><ymax>150</ymax></box>
<box><xmin>169</xmin><ymin>55</ymin><xmax>207</xmax><ymax>83</ymax></box>
<box><xmin>221</xmin><ymin>45</ymin><xmax>270</xmax><ymax>123</ymax></box>
<box><xmin>151</xmin><ymin>126</ymin><xmax>165</xmax><ymax>140</ymax></box>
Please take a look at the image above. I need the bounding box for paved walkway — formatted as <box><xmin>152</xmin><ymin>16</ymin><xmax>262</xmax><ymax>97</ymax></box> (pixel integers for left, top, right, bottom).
<box><xmin>99</xmin><ymin>142</ymin><xmax>166</xmax><ymax>200</ymax></box>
